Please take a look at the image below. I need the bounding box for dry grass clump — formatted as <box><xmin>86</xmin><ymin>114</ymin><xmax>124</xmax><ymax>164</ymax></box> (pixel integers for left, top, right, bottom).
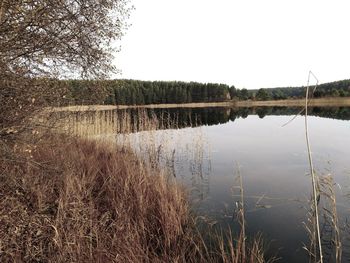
<box><xmin>0</xmin><ymin>136</ymin><xmax>269</xmax><ymax>263</ymax></box>
<box><xmin>1</xmin><ymin>109</ymin><xmax>273</xmax><ymax>263</ymax></box>
<box><xmin>216</xmin><ymin>233</ymin><xmax>267</xmax><ymax>263</ymax></box>
<box><xmin>0</xmin><ymin>136</ymin><xmax>200</xmax><ymax>262</ymax></box>
<box><xmin>0</xmin><ymin>135</ymin><xmax>269</xmax><ymax>262</ymax></box>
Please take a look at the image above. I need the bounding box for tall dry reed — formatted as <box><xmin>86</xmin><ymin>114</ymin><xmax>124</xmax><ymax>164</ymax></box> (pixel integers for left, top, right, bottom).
<box><xmin>0</xmin><ymin>135</ymin><xmax>200</xmax><ymax>262</ymax></box>
<box><xmin>0</xmin><ymin>107</ymin><xmax>272</xmax><ymax>262</ymax></box>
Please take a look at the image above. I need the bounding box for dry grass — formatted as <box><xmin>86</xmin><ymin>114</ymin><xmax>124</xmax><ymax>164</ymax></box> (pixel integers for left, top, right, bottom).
<box><xmin>319</xmin><ymin>175</ymin><xmax>342</xmax><ymax>263</ymax></box>
<box><xmin>235</xmin><ymin>97</ymin><xmax>350</xmax><ymax>107</ymax></box>
<box><xmin>0</xmin><ymin>133</ymin><xmax>269</xmax><ymax>263</ymax></box>
<box><xmin>48</xmin><ymin>97</ymin><xmax>350</xmax><ymax>113</ymax></box>
<box><xmin>0</xmin><ymin>135</ymin><xmax>196</xmax><ymax>262</ymax></box>
<box><xmin>302</xmin><ymin>72</ymin><xmax>344</xmax><ymax>263</ymax></box>
<box><xmin>216</xmin><ymin>233</ymin><xmax>267</xmax><ymax>263</ymax></box>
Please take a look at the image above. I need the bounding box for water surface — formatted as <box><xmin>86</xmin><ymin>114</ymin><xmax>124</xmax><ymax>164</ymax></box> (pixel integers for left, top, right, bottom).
<box><xmin>64</xmin><ymin>106</ymin><xmax>350</xmax><ymax>262</ymax></box>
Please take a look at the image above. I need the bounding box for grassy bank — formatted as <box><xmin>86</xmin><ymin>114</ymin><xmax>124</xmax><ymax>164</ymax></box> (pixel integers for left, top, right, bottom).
<box><xmin>0</xmin><ymin>134</ymin><xmax>267</xmax><ymax>262</ymax></box>
<box><xmin>235</xmin><ymin>97</ymin><xmax>350</xmax><ymax>107</ymax></box>
<box><xmin>50</xmin><ymin>97</ymin><xmax>350</xmax><ymax>112</ymax></box>
<box><xmin>48</xmin><ymin>101</ymin><xmax>235</xmax><ymax>112</ymax></box>
<box><xmin>0</xmin><ymin>136</ymin><xmax>195</xmax><ymax>262</ymax></box>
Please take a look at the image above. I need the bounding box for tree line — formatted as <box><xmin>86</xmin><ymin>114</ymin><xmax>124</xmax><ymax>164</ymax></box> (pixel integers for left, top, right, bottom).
<box><xmin>63</xmin><ymin>79</ymin><xmax>232</xmax><ymax>106</ymax></box>
<box><xmin>61</xmin><ymin>78</ymin><xmax>350</xmax><ymax>106</ymax></box>
<box><xmin>251</xmin><ymin>79</ymin><xmax>350</xmax><ymax>101</ymax></box>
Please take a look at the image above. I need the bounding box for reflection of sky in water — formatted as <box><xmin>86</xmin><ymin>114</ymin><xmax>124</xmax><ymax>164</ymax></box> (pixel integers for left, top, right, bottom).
<box><xmin>123</xmin><ymin>114</ymin><xmax>350</xmax><ymax>262</ymax></box>
<box><xmin>84</xmin><ymin>110</ymin><xmax>350</xmax><ymax>262</ymax></box>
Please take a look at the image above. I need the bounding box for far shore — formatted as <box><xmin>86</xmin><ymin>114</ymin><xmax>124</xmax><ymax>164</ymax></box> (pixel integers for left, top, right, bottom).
<box><xmin>50</xmin><ymin>97</ymin><xmax>350</xmax><ymax>112</ymax></box>
<box><xmin>235</xmin><ymin>97</ymin><xmax>350</xmax><ymax>107</ymax></box>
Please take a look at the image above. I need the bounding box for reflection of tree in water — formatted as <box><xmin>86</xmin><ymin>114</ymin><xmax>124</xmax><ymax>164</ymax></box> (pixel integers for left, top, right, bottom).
<box><xmin>255</xmin><ymin>108</ymin><xmax>268</xmax><ymax>119</ymax></box>
<box><xmin>149</xmin><ymin>106</ymin><xmax>350</xmax><ymax>128</ymax></box>
<box><xmin>53</xmin><ymin>106</ymin><xmax>350</xmax><ymax>138</ymax></box>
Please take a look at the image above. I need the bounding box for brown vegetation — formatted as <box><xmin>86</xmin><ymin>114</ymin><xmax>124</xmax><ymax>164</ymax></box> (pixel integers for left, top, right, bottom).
<box><xmin>0</xmin><ymin>2</ymin><xmax>272</xmax><ymax>260</ymax></box>
<box><xmin>0</xmin><ymin>133</ymin><xmax>268</xmax><ymax>262</ymax></box>
<box><xmin>49</xmin><ymin>97</ymin><xmax>350</xmax><ymax>113</ymax></box>
<box><xmin>235</xmin><ymin>97</ymin><xmax>350</xmax><ymax>107</ymax></box>
<box><xmin>0</xmin><ymin>135</ymin><xmax>194</xmax><ymax>262</ymax></box>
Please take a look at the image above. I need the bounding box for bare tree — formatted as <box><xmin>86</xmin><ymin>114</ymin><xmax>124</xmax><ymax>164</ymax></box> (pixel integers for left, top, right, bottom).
<box><xmin>0</xmin><ymin>0</ymin><xmax>130</xmax><ymax>145</ymax></box>
<box><xmin>0</xmin><ymin>0</ymin><xmax>130</xmax><ymax>77</ymax></box>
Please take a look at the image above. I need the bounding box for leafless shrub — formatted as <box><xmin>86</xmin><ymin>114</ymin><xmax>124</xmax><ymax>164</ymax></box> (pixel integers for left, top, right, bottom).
<box><xmin>0</xmin><ymin>0</ymin><xmax>131</xmax><ymax>156</ymax></box>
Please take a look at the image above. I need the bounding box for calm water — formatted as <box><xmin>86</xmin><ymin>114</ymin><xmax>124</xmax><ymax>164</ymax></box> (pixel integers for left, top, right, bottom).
<box><xmin>176</xmin><ymin>113</ymin><xmax>350</xmax><ymax>262</ymax></box>
<box><xmin>64</xmin><ymin>106</ymin><xmax>350</xmax><ymax>262</ymax></box>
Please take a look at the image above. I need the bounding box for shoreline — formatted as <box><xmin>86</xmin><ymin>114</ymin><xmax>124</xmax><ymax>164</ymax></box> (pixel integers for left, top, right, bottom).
<box><xmin>50</xmin><ymin>97</ymin><xmax>350</xmax><ymax>112</ymax></box>
<box><xmin>235</xmin><ymin>97</ymin><xmax>350</xmax><ymax>107</ymax></box>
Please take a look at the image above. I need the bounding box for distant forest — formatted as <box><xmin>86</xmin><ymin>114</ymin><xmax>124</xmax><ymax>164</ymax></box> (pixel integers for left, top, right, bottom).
<box><xmin>62</xmin><ymin>79</ymin><xmax>350</xmax><ymax>106</ymax></box>
<box><xmin>249</xmin><ymin>79</ymin><xmax>350</xmax><ymax>100</ymax></box>
<box><xmin>63</xmin><ymin>80</ymin><xmax>230</xmax><ymax>106</ymax></box>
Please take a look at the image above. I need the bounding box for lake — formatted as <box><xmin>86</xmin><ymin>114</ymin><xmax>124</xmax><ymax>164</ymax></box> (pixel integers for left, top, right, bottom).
<box><xmin>61</xmin><ymin>106</ymin><xmax>350</xmax><ymax>262</ymax></box>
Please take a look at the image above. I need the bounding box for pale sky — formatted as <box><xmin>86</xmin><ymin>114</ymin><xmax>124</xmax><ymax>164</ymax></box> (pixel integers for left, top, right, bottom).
<box><xmin>115</xmin><ymin>0</ymin><xmax>350</xmax><ymax>89</ymax></box>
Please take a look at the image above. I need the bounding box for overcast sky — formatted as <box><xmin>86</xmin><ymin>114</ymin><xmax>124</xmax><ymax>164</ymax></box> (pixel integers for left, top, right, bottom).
<box><xmin>115</xmin><ymin>0</ymin><xmax>350</xmax><ymax>89</ymax></box>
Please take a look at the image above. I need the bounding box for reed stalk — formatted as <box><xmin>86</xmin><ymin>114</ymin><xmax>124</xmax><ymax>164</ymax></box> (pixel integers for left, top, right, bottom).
<box><xmin>304</xmin><ymin>70</ymin><xmax>323</xmax><ymax>263</ymax></box>
<box><xmin>237</xmin><ymin>164</ymin><xmax>246</xmax><ymax>263</ymax></box>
